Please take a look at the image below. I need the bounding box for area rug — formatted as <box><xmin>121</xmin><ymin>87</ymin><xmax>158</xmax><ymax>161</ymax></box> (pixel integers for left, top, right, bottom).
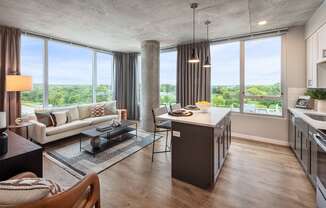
<box><xmin>45</xmin><ymin>129</ymin><xmax>161</xmax><ymax>178</ymax></box>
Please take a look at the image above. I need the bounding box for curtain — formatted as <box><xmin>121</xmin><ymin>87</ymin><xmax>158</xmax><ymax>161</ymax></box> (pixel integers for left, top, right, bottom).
<box><xmin>176</xmin><ymin>42</ymin><xmax>211</xmax><ymax>106</ymax></box>
<box><xmin>113</xmin><ymin>52</ymin><xmax>139</xmax><ymax>120</ymax></box>
<box><xmin>0</xmin><ymin>26</ymin><xmax>21</xmax><ymax>125</ymax></box>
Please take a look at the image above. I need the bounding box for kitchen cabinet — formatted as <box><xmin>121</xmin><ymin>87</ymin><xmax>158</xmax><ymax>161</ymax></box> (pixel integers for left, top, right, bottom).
<box><xmin>318</xmin><ymin>24</ymin><xmax>326</xmax><ymax>62</ymax></box>
<box><xmin>288</xmin><ymin>110</ymin><xmax>318</xmax><ymax>187</ymax></box>
<box><xmin>288</xmin><ymin>111</ymin><xmax>296</xmax><ymax>150</ymax></box>
<box><xmin>306</xmin><ymin>33</ymin><xmax>318</xmax><ymax>88</ymax></box>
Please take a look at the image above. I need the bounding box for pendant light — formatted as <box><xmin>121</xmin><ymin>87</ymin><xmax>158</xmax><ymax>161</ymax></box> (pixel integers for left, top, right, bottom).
<box><xmin>203</xmin><ymin>20</ymin><xmax>211</xmax><ymax>68</ymax></box>
<box><xmin>188</xmin><ymin>3</ymin><xmax>200</xmax><ymax>63</ymax></box>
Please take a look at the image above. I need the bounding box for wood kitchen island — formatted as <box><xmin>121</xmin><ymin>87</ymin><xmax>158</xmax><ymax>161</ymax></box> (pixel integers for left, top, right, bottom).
<box><xmin>157</xmin><ymin>107</ymin><xmax>231</xmax><ymax>189</ymax></box>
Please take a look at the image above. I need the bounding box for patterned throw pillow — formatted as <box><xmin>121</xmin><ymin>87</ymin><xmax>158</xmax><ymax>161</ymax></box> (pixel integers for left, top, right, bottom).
<box><xmin>0</xmin><ymin>178</ymin><xmax>63</xmax><ymax>206</ymax></box>
<box><xmin>91</xmin><ymin>104</ymin><xmax>105</xmax><ymax>117</ymax></box>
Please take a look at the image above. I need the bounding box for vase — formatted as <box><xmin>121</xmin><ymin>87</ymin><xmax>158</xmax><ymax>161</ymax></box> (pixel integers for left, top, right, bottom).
<box><xmin>314</xmin><ymin>99</ymin><xmax>326</xmax><ymax>113</ymax></box>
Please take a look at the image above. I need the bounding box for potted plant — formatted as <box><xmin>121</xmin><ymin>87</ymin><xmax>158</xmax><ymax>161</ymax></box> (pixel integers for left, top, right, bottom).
<box><xmin>305</xmin><ymin>89</ymin><xmax>326</xmax><ymax>112</ymax></box>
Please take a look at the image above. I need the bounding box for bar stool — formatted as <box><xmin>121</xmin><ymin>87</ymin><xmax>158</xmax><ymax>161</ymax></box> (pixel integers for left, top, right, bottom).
<box><xmin>151</xmin><ymin>105</ymin><xmax>171</xmax><ymax>162</ymax></box>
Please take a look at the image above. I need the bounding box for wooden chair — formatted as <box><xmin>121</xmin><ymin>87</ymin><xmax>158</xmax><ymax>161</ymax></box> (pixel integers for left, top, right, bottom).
<box><xmin>151</xmin><ymin>105</ymin><xmax>171</xmax><ymax>162</ymax></box>
<box><xmin>170</xmin><ymin>103</ymin><xmax>182</xmax><ymax>111</ymax></box>
<box><xmin>10</xmin><ymin>172</ymin><xmax>100</xmax><ymax>208</ymax></box>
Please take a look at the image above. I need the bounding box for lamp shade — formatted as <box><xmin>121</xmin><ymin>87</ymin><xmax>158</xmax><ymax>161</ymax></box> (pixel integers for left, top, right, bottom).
<box><xmin>6</xmin><ymin>75</ymin><xmax>32</xmax><ymax>92</ymax></box>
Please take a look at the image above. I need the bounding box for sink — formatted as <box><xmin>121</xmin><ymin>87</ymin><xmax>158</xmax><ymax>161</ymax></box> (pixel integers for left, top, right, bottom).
<box><xmin>304</xmin><ymin>113</ymin><xmax>326</xmax><ymax>121</ymax></box>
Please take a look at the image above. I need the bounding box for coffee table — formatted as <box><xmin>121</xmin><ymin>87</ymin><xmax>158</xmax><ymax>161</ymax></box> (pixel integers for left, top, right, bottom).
<box><xmin>80</xmin><ymin>120</ymin><xmax>138</xmax><ymax>156</ymax></box>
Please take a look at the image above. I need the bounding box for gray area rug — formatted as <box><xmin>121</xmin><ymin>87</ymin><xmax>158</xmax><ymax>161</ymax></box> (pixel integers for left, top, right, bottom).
<box><xmin>45</xmin><ymin>130</ymin><xmax>160</xmax><ymax>178</ymax></box>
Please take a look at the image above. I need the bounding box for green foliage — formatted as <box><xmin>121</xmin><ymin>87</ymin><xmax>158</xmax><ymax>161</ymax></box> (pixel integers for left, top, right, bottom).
<box><xmin>21</xmin><ymin>84</ymin><xmax>113</xmax><ymax>107</ymax></box>
<box><xmin>160</xmin><ymin>84</ymin><xmax>176</xmax><ymax>105</ymax></box>
<box><xmin>305</xmin><ymin>89</ymin><xmax>326</xmax><ymax>100</ymax></box>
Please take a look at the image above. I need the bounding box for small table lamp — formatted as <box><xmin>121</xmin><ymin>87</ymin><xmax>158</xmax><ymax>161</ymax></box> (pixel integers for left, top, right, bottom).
<box><xmin>6</xmin><ymin>75</ymin><xmax>32</xmax><ymax>124</ymax></box>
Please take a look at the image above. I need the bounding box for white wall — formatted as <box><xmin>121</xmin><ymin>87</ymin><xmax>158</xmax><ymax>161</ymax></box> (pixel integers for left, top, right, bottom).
<box><xmin>232</xmin><ymin>26</ymin><xmax>306</xmax><ymax>145</ymax></box>
<box><xmin>305</xmin><ymin>1</ymin><xmax>326</xmax><ymax>39</ymax></box>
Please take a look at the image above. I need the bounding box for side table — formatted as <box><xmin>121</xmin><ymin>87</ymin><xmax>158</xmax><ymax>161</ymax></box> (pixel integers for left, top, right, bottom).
<box><xmin>8</xmin><ymin>122</ymin><xmax>33</xmax><ymax>140</ymax></box>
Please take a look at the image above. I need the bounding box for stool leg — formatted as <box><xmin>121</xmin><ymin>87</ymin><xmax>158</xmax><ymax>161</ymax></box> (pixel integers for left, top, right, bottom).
<box><xmin>165</xmin><ymin>130</ymin><xmax>169</xmax><ymax>151</ymax></box>
<box><xmin>152</xmin><ymin>130</ymin><xmax>156</xmax><ymax>162</ymax></box>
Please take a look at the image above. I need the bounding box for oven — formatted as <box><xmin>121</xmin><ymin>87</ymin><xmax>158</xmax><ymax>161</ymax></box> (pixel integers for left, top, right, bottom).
<box><xmin>314</xmin><ymin>130</ymin><xmax>326</xmax><ymax>208</ymax></box>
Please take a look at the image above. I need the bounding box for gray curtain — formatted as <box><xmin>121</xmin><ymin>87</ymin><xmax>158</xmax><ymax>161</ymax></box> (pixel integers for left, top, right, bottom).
<box><xmin>176</xmin><ymin>42</ymin><xmax>211</xmax><ymax>106</ymax></box>
<box><xmin>0</xmin><ymin>26</ymin><xmax>21</xmax><ymax>125</ymax></box>
<box><xmin>113</xmin><ymin>52</ymin><xmax>139</xmax><ymax>120</ymax></box>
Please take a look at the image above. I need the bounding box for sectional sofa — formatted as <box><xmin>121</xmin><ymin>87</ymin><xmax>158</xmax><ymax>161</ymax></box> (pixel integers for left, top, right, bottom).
<box><xmin>28</xmin><ymin>101</ymin><xmax>118</xmax><ymax>144</ymax></box>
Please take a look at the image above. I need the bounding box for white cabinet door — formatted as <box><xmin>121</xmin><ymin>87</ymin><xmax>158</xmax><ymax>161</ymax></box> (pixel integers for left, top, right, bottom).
<box><xmin>318</xmin><ymin>24</ymin><xmax>326</xmax><ymax>62</ymax></box>
<box><xmin>306</xmin><ymin>34</ymin><xmax>318</xmax><ymax>88</ymax></box>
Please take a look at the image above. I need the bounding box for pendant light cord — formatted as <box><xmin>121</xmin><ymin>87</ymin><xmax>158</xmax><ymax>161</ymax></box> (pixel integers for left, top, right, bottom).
<box><xmin>193</xmin><ymin>6</ymin><xmax>195</xmax><ymax>46</ymax></box>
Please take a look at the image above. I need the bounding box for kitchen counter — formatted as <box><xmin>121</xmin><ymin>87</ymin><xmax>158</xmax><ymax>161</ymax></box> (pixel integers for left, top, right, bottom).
<box><xmin>157</xmin><ymin>107</ymin><xmax>231</xmax><ymax>189</ymax></box>
<box><xmin>288</xmin><ymin>108</ymin><xmax>326</xmax><ymax>130</ymax></box>
<box><xmin>157</xmin><ymin>107</ymin><xmax>231</xmax><ymax>127</ymax></box>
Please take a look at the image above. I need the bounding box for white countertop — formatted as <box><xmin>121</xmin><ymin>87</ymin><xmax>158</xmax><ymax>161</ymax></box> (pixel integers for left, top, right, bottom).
<box><xmin>288</xmin><ymin>108</ymin><xmax>326</xmax><ymax>130</ymax></box>
<box><xmin>157</xmin><ymin>107</ymin><xmax>231</xmax><ymax>127</ymax></box>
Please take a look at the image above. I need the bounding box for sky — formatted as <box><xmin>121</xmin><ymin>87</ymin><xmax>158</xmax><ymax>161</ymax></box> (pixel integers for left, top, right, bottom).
<box><xmin>22</xmin><ymin>35</ymin><xmax>281</xmax><ymax>86</ymax></box>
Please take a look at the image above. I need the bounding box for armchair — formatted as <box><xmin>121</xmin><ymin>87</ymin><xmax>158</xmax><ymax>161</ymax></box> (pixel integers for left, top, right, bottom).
<box><xmin>10</xmin><ymin>172</ymin><xmax>100</xmax><ymax>208</ymax></box>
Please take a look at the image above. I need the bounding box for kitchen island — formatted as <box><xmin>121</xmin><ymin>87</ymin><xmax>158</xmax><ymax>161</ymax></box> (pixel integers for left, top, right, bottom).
<box><xmin>157</xmin><ymin>107</ymin><xmax>231</xmax><ymax>189</ymax></box>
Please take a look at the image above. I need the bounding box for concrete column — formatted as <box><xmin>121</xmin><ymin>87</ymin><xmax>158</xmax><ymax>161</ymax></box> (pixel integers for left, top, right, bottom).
<box><xmin>140</xmin><ymin>40</ymin><xmax>160</xmax><ymax>131</ymax></box>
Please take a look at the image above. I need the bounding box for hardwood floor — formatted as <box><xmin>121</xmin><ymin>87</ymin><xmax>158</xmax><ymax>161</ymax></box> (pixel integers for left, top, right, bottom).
<box><xmin>43</xmin><ymin>137</ymin><xmax>316</xmax><ymax>208</ymax></box>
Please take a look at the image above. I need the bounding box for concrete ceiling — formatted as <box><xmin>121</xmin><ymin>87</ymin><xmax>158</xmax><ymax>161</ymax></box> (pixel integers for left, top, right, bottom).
<box><xmin>0</xmin><ymin>0</ymin><xmax>323</xmax><ymax>52</ymax></box>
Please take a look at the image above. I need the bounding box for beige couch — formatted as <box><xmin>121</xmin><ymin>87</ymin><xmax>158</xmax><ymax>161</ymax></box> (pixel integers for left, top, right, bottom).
<box><xmin>28</xmin><ymin>101</ymin><xmax>118</xmax><ymax>144</ymax></box>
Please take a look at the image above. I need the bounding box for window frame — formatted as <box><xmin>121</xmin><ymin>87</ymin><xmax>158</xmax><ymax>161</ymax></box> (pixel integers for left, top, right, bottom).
<box><xmin>159</xmin><ymin>49</ymin><xmax>177</xmax><ymax>105</ymax></box>
<box><xmin>211</xmin><ymin>35</ymin><xmax>286</xmax><ymax>117</ymax></box>
<box><xmin>20</xmin><ymin>34</ymin><xmax>115</xmax><ymax>112</ymax></box>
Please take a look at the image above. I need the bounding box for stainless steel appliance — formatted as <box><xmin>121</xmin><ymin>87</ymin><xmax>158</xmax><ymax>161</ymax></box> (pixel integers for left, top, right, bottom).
<box><xmin>314</xmin><ymin>129</ymin><xmax>326</xmax><ymax>208</ymax></box>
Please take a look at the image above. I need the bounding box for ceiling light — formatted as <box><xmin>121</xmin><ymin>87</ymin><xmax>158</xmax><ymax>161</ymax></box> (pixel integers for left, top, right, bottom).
<box><xmin>188</xmin><ymin>3</ymin><xmax>200</xmax><ymax>64</ymax></box>
<box><xmin>203</xmin><ymin>20</ymin><xmax>211</xmax><ymax>68</ymax></box>
<box><xmin>258</xmin><ymin>20</ymin><xmax>267</xmax><ymax>26</ymax></box>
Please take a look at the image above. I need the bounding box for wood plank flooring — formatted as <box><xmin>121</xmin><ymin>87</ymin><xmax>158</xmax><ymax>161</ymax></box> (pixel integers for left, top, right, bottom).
<box><xmin>43</xmin><ymin>137</ymin><xmax>316</xmax><ymax>208</ymax></box>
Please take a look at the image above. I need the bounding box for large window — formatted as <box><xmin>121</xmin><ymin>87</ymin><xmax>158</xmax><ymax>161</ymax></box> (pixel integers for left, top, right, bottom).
<box><xmin>48</xmin><ymin>41</ymin><xmax>93</xmax><ymax>107</ymax></box>
<box><xmin>20</xmin><ymin>34</ymin><xmax>114</xmax><ymax>113</ymax></box>
<box><xmin>244</xmin><ymin>37</ymin><xmax>282</xmax><ymax>116</ymax></box>
<box><xmin>160</xmin><ymin>51</ymin><xmax>177</xmax><ymax>105</ymax></box>
<box><xmin>96</xmin><ymin>52</ymin><xmax>113</xmax><ymax>102</ymax></box>
<box><xmin>211</xmin><ymin>42</ymin><xmax>240</xmax><ymax>111</ymax></box>
<box><xmin>211</xmin><ymin>36</ymin><xmax>283</xmax><ymax>116</ymax></box>
<box><xmin>21</xmin><ymin>36</ymin><xmax>44</xmax><ymax>114</ymax></box>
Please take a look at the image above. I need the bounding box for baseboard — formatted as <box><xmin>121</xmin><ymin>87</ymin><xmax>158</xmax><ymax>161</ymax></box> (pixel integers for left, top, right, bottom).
<box><xmin>232</xmin><ymin>132</ymin><xmax>289</xmax><ymax>147</ymax></box>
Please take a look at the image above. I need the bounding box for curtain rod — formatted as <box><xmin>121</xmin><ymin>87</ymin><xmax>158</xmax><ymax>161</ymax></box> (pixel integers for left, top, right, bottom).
<box><xmin>161</xmin><ymin>27</ymin><xmax>288</xmax><ymax>52</ymax></box>
<box><xmin>22</xmin><ymin>30</ymin><xmax>130</xmax><ymax>55</ymax></box>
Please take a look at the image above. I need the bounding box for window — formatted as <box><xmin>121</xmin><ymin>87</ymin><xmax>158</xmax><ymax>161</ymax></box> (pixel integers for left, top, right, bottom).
<box><xmin>211</xmin><ymin>42</ymin><xmax>240</xmax><ymax>111</ymax></box>
<box><xmin>210</xmin><ymin>36</ymin><xmax>283</xmax><ymax>116</ymax></box>
<box><xmin>244</xmin><ymin>36</ymin><xmax>282</xmax><ymax>116</ymax></box>
<box><xmin>96</xmin><ymin>52</ymin><xmax>113</xmax><ymax>102</ymax></box>
<box><xmin>21</xmin><ymin>35</ymin><xmax>44</xmax><ymax>114</ymax></box>
<box><xmin>48</xmin><ymin>41</ymin><xmax>93</xmax><ymax>107</ymax></box>
<box><xmin>20</xmin><ymin>35</ymin><xmax>116</xmax><ymax>112</ymax></box>
<box><xmin>160</xmin><ymin>51</ymin><xmax>177</xmax><ymax>105</ymax></box>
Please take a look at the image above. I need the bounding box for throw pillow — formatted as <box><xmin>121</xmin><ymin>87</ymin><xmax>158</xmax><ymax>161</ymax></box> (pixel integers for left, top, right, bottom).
<box><xmin>78</xmin><ymin>105</ymin><xmax>91</xmax><ymax>119</ymax></box>
<box><xmin>103</xmin><ymin>101</ymin><xmax>117</xmax><ymax>115</ymax></box>
<box><xmin>67</xmin><ymin>107</ymin><xmax>79</xmax><ymax>122</ymax></box>
<box><xmin>0</xmin><ymin>178</ymin><xmax>63</xmax><ymax>206</ymax></box>
<box><xmin>35</xmin><ymin>112</ymin><xmax>54</xmax><ymax>127</ymax></box>
<box><xmin>51</xmin><ymin>111</ymin><xmax>67</xmax><ymax>126</ymax></box>
<box><xmin>91</xmin><ymin>104</ymin><xmax>105</xmax><ymax>117</ymax></box>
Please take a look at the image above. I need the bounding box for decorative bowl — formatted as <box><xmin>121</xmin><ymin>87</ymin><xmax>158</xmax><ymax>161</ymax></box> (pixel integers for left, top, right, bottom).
<box><xmin>195</xmin><ymin>101</ymin><xmax>211</xmax><ymax>112</ymax></box>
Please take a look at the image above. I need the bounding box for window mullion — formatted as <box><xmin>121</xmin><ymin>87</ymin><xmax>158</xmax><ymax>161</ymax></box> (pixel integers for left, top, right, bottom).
<box><xmin>43</xmin><ymin>39</ymin><xmax>49</xmax><ymax>108</ymax></box>
<box><xmin>239</xmin><ymin>40</ymin><xmax>245</xmax><ymax>113</ymax></box>
<box><xmin>92</xmin><ymin>51</ymin><xmax>97</xmax><ymax>103</ymax></box>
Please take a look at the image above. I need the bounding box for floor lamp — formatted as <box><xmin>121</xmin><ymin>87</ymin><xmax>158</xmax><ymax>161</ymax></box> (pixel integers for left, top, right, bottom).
<box><xmin>6</xmin><ymin>75</ymin><xmax>32</xmax><ymax>125</ymax></box>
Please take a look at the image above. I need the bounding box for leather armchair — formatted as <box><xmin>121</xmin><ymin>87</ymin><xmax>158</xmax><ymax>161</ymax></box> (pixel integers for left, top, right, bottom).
<box><xmin>10</xmin><ymin>172</ymin><xmax>101</xmax><ymax>208</ymax></box>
